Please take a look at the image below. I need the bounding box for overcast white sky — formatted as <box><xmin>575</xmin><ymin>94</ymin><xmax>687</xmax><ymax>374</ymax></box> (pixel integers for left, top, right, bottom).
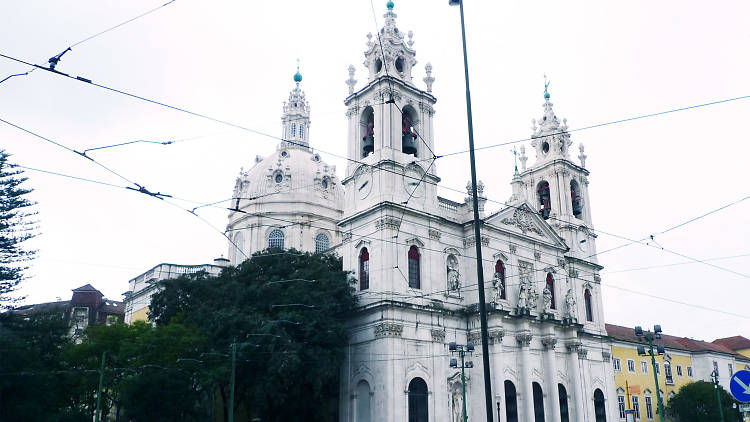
<box><xmin>2</xmin><ymin>0</ymin><xmax>749</xmax><ymax>341</ymax></box>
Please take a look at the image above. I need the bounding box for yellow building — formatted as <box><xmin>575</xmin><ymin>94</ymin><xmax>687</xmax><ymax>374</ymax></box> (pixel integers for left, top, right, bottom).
<box><xmin>714</xmin><ymin>335</ymin><xmax>750</xmax><ymax>360</ymax></box>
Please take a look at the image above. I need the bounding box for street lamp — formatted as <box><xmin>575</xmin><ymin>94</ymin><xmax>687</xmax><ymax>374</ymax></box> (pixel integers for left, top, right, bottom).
<box><xmin>635</xmin><ymin>325</ymin><xmax>666</xmax><ymax>422</ymax></box>
<box><xmin>447</xmin><ymin>1</ymin><xmax>494</xmax><ymax>419</ymax></box>
<box><xmin>449</xmin><ymin>341</ymin><xmax>475</xmax><ymax>422</ymax></box>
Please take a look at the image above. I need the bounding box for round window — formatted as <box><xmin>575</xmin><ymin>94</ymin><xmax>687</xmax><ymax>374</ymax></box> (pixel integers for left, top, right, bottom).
<box><xmin>542</xmin><ymin>141</ymin><xmax>550</xmax><ymax>154</ymax></box>
<box><xmin>314</xmin><ymin>154</ymin><xmax>321</xmax><ymax>162</ymax></box>
<box><xmin>275</xmin><ymin>173</ymin><xmax>283</xmax><ymax>183</ymax></box>
<box><xmin>281</xmin><ymin>151</ymin><xmax>288</xmax><ymax>158</ymax></box>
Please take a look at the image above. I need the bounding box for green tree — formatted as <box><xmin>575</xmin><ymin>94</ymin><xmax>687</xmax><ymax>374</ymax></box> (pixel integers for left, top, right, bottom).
<box><xmin>149</xmin><ymin>249</ymin><xmax>358</xmax><ymax>422</ymax></box>
<box><xmin>666</xmin><ymin>380</ymin><xmax>741</xmax><ymax>422</ymax></box>
<box><xmin>0</xmin><ymin>149</ymin><xmax>36</xmax><ymax>309</ymax></box>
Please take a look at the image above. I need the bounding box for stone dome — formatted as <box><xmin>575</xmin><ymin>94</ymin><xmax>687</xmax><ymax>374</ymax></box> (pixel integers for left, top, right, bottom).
<box><xmin>233</xmin><ymin>145</ymin><xmax>343</xmax><ymax>208</ymax></box>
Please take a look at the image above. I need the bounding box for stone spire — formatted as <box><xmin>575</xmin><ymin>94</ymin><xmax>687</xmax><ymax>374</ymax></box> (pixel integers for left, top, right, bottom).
<box><xmin>362</xmin><ymin>1</ymin><xmax>417</xmax><ymax>84</ymax></box>
<box><xmin>281</xmin><ymin>65</ymin><xmax>311</xmax><ymax>149</ymax></box>
<box><xmin>530</xmin><ymin>81</ymin><xmax>572</xmax><ymax>164</ymax></box>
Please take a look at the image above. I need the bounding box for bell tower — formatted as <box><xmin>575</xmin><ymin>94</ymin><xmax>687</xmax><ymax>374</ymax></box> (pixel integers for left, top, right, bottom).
<box><xmin>341</xmin><ymin>1</ymin><xmax>439</xmax><ymax>216</ymax></box>
<box><xmin>514</xmin><ymin>85</ymin><xmax>598</xmax><ymax>261</ymax></box>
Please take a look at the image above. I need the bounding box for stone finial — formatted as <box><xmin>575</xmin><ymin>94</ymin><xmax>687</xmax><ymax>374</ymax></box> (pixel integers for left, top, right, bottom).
<box><xmin>578</xmin><ymin>143</ymin><xmax>587</xmax><ymax>167</ymax></box>
<box><xmin>366</xmin><ymin>32</ymin><xmax>373</xmax><ymax>47</ymax></box>
<box><xmin>519</xmin><ymin>145</ymin><xmax>528</xmax><ymax>171</ymax></box>
<box><xmin>423</xmin><ymin>63</ymin><xmax>435</xmax><ymax>93</ymax></box>
<box><xmin>346</xmin><ymin>65</ymin><xmax>357</xmax><ymax>95</ymax></box>
<box><xmin>408</xmin><ymin>30</ymin><xmax>414</xmax><ymax>47</ymax></box>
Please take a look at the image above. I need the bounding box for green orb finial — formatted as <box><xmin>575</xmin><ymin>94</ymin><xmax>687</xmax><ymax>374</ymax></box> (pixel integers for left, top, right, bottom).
<box><xmin>387</xmin><ymin>1</ymin><xmax>394</xmax><ymax>11</ymax></box>
<box><xmin>294</xmin><ymin>71</ymin><xmax>302</xmax><ymax>83</ymax></box>
<box><xmin>544</xmin><ymin>74</ymin><xmax>550</xmax><ymax>100</ymax></box>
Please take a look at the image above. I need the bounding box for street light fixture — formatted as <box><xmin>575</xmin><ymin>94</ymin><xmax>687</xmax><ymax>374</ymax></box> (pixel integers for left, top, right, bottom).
<box><xmin>449</xmin><ymin>341</ymin><xmax>475</xmax><ymax>422</ymax></box>
<box><xmin>635</xmin><ymin>325</ymin><xmax>666</xmax><ymax>422</ymax></box>
<box><xmin>711</xmin><ymin>369</ymin><xmax>726</xmax><ymax>422</ymax></box>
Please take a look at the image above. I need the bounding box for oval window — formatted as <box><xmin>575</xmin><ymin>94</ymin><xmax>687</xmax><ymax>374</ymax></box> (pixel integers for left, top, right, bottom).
<box><xmin>395</xmin><ymin>57</ymin><xmax>404</xmax><ymax>73</ymax></box>
<box><xmin>375</xmin><ymin>58</ymin><xmax>383</xmax><ymax>73</ymax></box>
<box><xmin>542</xmin><ymin>141</ymin><xmax>550</xmax><ymax>154</ymax></box>
<box><xmin>275</xmin><ymin>173</ymin><xmax>283</xmax><ymax>183</ymax></box>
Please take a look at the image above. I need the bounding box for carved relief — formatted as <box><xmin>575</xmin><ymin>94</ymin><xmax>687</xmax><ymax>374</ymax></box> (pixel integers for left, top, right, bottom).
<box><xmin>515</xmin><ymin>330</ymin><xmax>533</xmax><ymax>347</ymax></box>
<box><xmin>500</xmin><ymin>208</ymin><xmax>546</xmax><ymax>237</ymax></box>
<box><xmin>541</xmin><ymin>336</ymin><xmax>557</xmax><ymax>349</ymax></box>
<box><xmin>374</xmin><ymin>322</ymin><xmax>403</xmax><ymax>338</ymax></box>
<box><xmin>602</xmin><ymin>351</ymin><xmax>611</xmax><ymax>363</ymax></box>
<box><xmin>463</xmin><ymin>236</ymin><xmax>489</xmax><ymax>248</ymax></box>
<box><xmin>429</xmin><ymin>229</ymin><xmax>441</xmax><ymax>240</ymax></box>
<box><xmin>375</xmin><ymin>217</ymin><xmax>401</xmax><ymax>231</ymax></box>
<box><xmin>509</xmin><ymin>244</ymin><xmax>517</xmax><ymax>254</ymax></box>
<box><xmin>431</xmin><ymin>329</ymin><xmax>445</xmax><ymax>343</ymax></box>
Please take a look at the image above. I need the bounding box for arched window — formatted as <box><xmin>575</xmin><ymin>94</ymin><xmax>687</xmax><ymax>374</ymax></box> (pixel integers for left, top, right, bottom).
<box><xmin>291</xmin><ymin>122</ymin><xmax>296</xmax><ymax>138</ymax></box>
<box><xmin>408</xmin><ymin>246</ymin><xmax>421</xmax><ymax>289</ymax></box>
<box><xmin>593</xmin><ymin>389</ymin><xmax>607</xmax><ymax>422</ymax></box>
<box><xmin>558</xmin><ymin>384</ymin><xmax>570</xmax><ymax>422</ymax></box>
<box><xmin>537</xmin><ymin>181</ymin><xmax>551</xmax><ymax>219</ymax></box>
<box><xmin>504</xmin><ymin>380</ymin><xmax>518</xmax><ymax>422</ymax></box>
<box><xmin>355</xmin><ymin>380</ymin><xmax>371</xmax><ymax>422</ymax></box>
<box><xmin>407</xmin><ymin>377</ymin><xmax>428</xmax><ymax>422</ymax></box>
<box><xmin>401</xmin><ymin>106</ymin><xmax>418</xmax><ymax>157</ymax></box>
<box><xmin>359</xmin><ymin>248</ymin><xmax>369</xmax><ymax>291</ymax></box>
<box><xmin>360</xmin><ymin>107</ymin><xmax>375</xmax><ymax>158</ymax></box>
<box><xmin>268</xmin><ymin>229</ymin><xmax>285</xmax><ymax>249</ymax></box>
<box><xmin>533</xmin><ymin>382</ymin><xmax>546</xmax><ymax>422</ymax></box>
<box><xmin>446</xmin><ymin>254</ymin><xmax>459</xmax><ymax>291</ymax></box>
<box><xmin>299</xmin><ymin>123</ymin><xmax>305</xmax><ymax>139</ymax></box>
<box><xmin>315</xmin><ymin>233</ymin><xmax>329</xmax><ymax>253</ymax></box>
<box><xmin>495</xmin><ymin>260</ymin><xmax>506</xmax><ymax>299</ymax></box>
<box><xmin>546</xmin><ymin>273</ymin><xmax>556</xmax><ymax>310</ymax></box>
<box><xmin>584</xmin><ymin>289</ymin><xmax>593</xmax><ymax>321</ymax></box>
<box><xmin>570</xmin><ymin>180</ymin><xmax>582</xmax><ymax>219</ymax></box>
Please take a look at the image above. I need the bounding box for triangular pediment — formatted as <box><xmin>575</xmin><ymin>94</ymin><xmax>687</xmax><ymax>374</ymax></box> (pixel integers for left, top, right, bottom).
<box><xmin>485</xmin><ymin>202</ymin><xmax>567</xmax><ymax>249</ymax></box>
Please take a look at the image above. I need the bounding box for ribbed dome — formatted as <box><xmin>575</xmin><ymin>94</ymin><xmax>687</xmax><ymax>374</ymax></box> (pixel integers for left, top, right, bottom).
<box><xmin>232</xmin><ymin>145</ymin><xmax>343</xmax><ymax>211</ymax></box>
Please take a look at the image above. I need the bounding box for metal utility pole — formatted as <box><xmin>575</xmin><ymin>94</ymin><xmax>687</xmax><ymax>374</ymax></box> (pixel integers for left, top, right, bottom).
<box><xmin>94</xmin><ymin>351</ymin><xmax>106</xmax><ymax>422</ymax></box>
<box><xmin>448</xmin><ymin>0</ymin><xmax>493</xmax><ymax>420</ymax></box>
<box><xmin>449</xmin><ymin>342</ymin><xmax>476</xmax><ymax>422</ymax></box>
<box><xmin>711</xmin><ymin>369</ymin><xmax>726</xmax><ymax>422</ymax></box>
<box><xmin>636</xmin><ymin>325</ymin><xmax>665</xmax><ymax>422</ymax></box>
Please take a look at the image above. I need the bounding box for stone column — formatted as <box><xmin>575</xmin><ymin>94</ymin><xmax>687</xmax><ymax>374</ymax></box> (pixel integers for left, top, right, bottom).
<box><xmin>491</xmin><ymin>329</ymin><xmax>505</xmax><ymax>422</ymax></box>
<box><xmin>542</xmin><ymin>335</ymin><xmax>561</xmax><ymax>422</ymax></box>
<box><xmin>516</xmin><ymin>330</ymin><xmax>534</xmax><ymax>422</ymax></box>
<box><xmin>566</xmin><ymin>340</ymin><xmax>585</xmax><ymax>422</ymax></box>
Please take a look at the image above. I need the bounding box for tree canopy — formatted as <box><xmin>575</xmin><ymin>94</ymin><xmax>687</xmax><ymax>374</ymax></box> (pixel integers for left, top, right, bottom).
<box><xmin>666</xmin><ymin>380</ymin><xmax>742</xmax><ymax>422</ymax></box>
<box><xmin>0</xmin><ymin>150</ymin><xmax>36</xmax><ymax>308</ymax></box>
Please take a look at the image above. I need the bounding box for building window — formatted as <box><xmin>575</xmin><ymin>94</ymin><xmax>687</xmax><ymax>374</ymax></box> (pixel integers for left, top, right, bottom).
<box><xmin>361</xmin><ymin>106</ymin><xmax>375</xmax><ymax>158</ymax></box>
<box><xmin>594</xmin><ymin>389</ymin><xmax>607</xmax><ymax>422</ymax></box>
<box><xmin>558</xmin><ymin>384</ymin><xmax>570</xmax><ymax>422</ymax></box>
<box><xmin>655</xmin><ymin>363</ymin><xmax>660</xmax><ymax>376</ymax></box>
<box><xmin>495</xmin><ymin>260</ymin><xmax>506</xmax><ymax>299</ymax></box>
<box><xmin>505</xmin><ymin>380</ymin><xmax>518</xmax><ymax>422</ymax></box>
<box><xmin>545</xmin><ymin>273</ymin><xmax>556</xmax><ymax>309</ymax></box>
<box><xmin>356</xmin><ymin>380</ymin><xmax>371</xmax><ymax>422</ymax></box>
<box><xmin>729</xmin><ymin>363</ymin><xmax>734</xmax><ymax>377</ymax></box>
<box><xmin>613</xmin><ymin>358</ymin><xmax>621</xmax><ymax>372</ymax></box>
<box><xmin>632</xmin><ymin>396</ymin><xmax>640</xmax><ymax>420</ymax></box>
<box><xmin>314</xmin><ymin>233</ymin><xmax>329</xmax><ymax>253</ymax></box>
<box><xmin>268</xmin><ymin>229</ymin><xmax>285</xmax><ymax>249</ymax></box>
<box><xmin>537</xmin><ymin>181</ymin><xmax>551</xmax><ymax>219</ymax></box>
<box><xmin>641</xmin><ymin>361</ymin><xmax>649</xmax><ymax>374</ymax></box>
<box><xmin>687</xmin><ymin>366</ymin><xmax>693</xmax><ymax>377</ymax></box>
<box><xmin>532</xmin><ymin>382</ymin><xmax>545</xmax><ymax>422</ymax></box>
<box><xmin>676</xmin><ymin>365</ymin><xmax>683</xmax><ymax>377</ymax></box>
<box><xmin>618</xmin><ymin>395</ymin><xmax>626</xmax><ymax>418</ymax></box>
<box><xmin>665</xmin><ymin>362</ymin><xmax>673</xmax><ymax>384</ymax></box>
<box><xmin>645</xmin><ymin>396</ymin><xmax>654</xmax><ymax>419</ymax></box>
<box><xmin>628</xmin><ymin>359</ymin><xmax>636</xmax><ymax>373</ymax></box>
<box><xmin>401</xmin><ymin>107</ymin><xmax>418</xmax><ymax>157</ymax></box>
<box><xmin>291</xmin><ymin>122</ymin><xmax>296</xmax><ymax>137</ymax></box>
<box><xmin>584</xmin><ymin>289</ymin><xmax>593</xmax><ymax>321</ymax></box>
<box><xmin>359</xmin><ymin>248</ymin><xmax>370</xmax><ymax>291</ymax></box>
<box><xmin>407</xmin><ymin>377</ymin><xmax>428</xmax><ymax>422</ymax></box>
<box><xmin>408</xmin><ymin>246</ymin><xmax>420</xmax><ymax>289</ymax></box>
<box><xmin>299</xmin><ymin>123</ymin><xmax>304</xmax><ymax>139</ymax></box>
<box><xmin>570</xmin><ymin>179</ymin><xmax>583</xmax><ymax>219</ymax></box>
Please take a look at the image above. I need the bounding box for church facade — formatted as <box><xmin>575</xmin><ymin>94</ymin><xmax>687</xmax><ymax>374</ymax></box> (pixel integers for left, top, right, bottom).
<box><xmin>226</xmin><ymin>3</ymin><xmax>617</xmax><ymax>421</ymax></box>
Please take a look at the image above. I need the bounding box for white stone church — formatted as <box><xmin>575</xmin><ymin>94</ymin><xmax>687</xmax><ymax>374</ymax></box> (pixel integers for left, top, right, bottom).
<box><xmin>226</xmin><ymin>3</ymin><xmax>617</xmax><ymax>421</ymax></box>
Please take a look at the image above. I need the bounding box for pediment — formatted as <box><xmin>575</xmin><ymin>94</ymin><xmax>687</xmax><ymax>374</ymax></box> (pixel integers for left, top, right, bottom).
<box><xmin>486</xmin><ymin>202</ymin><xmax>567</xmax><ymax>248</ymax></box>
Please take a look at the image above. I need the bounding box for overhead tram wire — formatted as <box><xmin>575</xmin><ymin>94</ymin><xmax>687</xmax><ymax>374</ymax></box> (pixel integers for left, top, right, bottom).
<box><xmin>4</xmin><ymin>49</ymin><xmax>750</xmax><ymax>207</ymax></box>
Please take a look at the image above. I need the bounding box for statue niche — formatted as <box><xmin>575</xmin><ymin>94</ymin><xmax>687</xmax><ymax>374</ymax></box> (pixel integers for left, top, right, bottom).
<box><xmin>446</xmin><ymin>254</ymin><xmax>460</xmax><ymax>291</ymax></box>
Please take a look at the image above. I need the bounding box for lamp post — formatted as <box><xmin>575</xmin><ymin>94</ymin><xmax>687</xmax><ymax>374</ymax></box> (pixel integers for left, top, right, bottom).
<box><xmin>450</xmin><ymin>341</ymin><xmax>475</xmax><ymax>422</ymax></box>
<box><xmin>711</xmin><ymin>369</ymin><xmax>726</xmax><ymax>422</ymax></box>
<box><xmin>635</xmin><ymin>325</ymin><xmax>665</xmax><ymax>422</ymax></box>
<box><xmin>447</xmin><ymin>1</ymin><xmax>494</xmax><ymax>419</ymax></box>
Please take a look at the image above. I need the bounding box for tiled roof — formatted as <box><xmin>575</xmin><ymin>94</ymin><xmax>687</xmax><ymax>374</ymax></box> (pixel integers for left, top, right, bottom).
<box><xmin>713</xmin><ymin>336</ymin><xmax>750</xmax><ymax>351</ymax></box>
<box><xmin>605</xmin><ymin>323</ymin><xmax>742</xmax><ymax>356</ymax></box>
<box><xmin>12</xmin><ymin>300</ymin><xmax>70</xmax><ymax>316</ymax></box>
<box><xmin>72</xmin><ymin>284</ymin><xmax>101</xmax><ymax>293</ymax></box>
<box><xmin>99</xmin><ymin>300</ymin><xmax>125</xmax><ymax>315</ymax></box>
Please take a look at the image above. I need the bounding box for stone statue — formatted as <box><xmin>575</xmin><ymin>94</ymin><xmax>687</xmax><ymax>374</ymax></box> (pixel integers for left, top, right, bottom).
<box><xmin>491</xmin><ymin>272</ymin><xmax>504</xmax><ymax>303</ymax></box>
<box><xmin>452</xmin><ymin>390</ymin><xmax>464</xmax><ymax>422</ymax></box>
<box><xmin>565</xmin><ymin>288</ymin><xmax>577</xmax><ymax>320</ymax></box>
<box><xmin>527</xmin><ymin>282</ymin><xmax>539</xmax><ymax>309</ymax></box>
<box><xmin>517</xmin><ymin>279</ymin><xmax>529</xmax><ymax>310</ymax></box>
<box><xmin>542</xmin><ymin>286</ymin><xmax>553</xmax><ymax>313</ymax></box>
<box><xmin>447</xmin><ymin>255</ymin><xmax>460</xmax><ymax>291</ymax></box>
